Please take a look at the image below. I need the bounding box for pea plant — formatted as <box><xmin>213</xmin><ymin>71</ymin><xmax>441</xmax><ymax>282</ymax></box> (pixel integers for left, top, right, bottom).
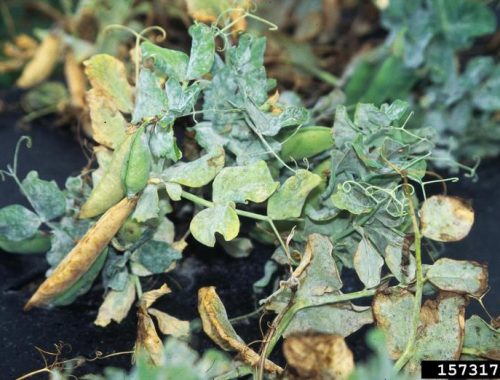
<box><xmin>1</xmin><ymin>14</ymin><xmax>498</xmax><ymax>380</ymax></box>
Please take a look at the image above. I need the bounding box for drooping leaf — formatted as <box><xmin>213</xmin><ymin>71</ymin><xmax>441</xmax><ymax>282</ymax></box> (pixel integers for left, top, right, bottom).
<box><xmin>84</xmin><ymin>54</ymin><xmax>133</xmax><ymax>113</ymax></box>
<box><xmin>162</xmin><ymin>146</ymin><xmax>225</xmax><ymax>188</ymax></box>
<box><xmin>463</xmin><ymin>315</ymin><xmax>500</xmax><ymax>360</ymax></box>
<box><xmin>198</xmin><ymin>286</ymin><xmax>283</xmax><ymax>374</ymax></box>
<box><xmin>190</xmin><ymin>204</ymin><xmax>240</xmax><ymax>247</ymax></box>
<box><xmin>148</xmin><ymin>308</ymin><xmax>190</xmax><ymax>338</ymax></box>
<box><xmin>353</xmin><ymin>236</ymin><xmax>384</xmax><ymax>289</ymax></box>
<box><xmin>420</xmin><ymin>195</ymin><xmax>474</xmax><ymax>242</ymax></box>
<box><xmin>426</xmin><ymin>258</ymin><xmax>488</xmax><ymax>297</ymax></box>
<box><xmin>267</xmin><ymin>170</ymin><xmax>321</xmax><ymax>220</ymax></box>
<box><xmin>186</xmin><ymin>23</ymin><xmax>215</xmax><ymax>80</ymax></box>
<box><xmin>0</xmin><ymin>204</ymin><xmax>41</xmax><ymax>241</ymax></box>
<box><xmin>95</xmin><ymin>274</ymin><xmax>136</xmax><ymax>327</ymax></box>
<box><xmin>22</xmin><ymin>171</ymin><xmax>66</xmax><ymax>221</ymax></box>
<box><xmin>212</xmin><ymin>160</ymin><xmax>278</xmax><ymax>204</ymax></box>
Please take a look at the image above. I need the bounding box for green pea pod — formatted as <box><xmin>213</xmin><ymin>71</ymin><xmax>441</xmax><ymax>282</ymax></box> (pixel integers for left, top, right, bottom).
<box><xmin>51</xmin><ymin>248</ymin><xmax>108</xmax><ymax>306</ymax></box>
<box><xmin>80</xmin><ymin>133</ymin><xmax>134</xmax><ymax>218</ymax></box>
<box><xmin>280</xmin><ymin>126</ymin><xmax>333</xmax><ymax>161</ymax></box>
<box><xmin>122</xmin><ymin>127</ymin><xmax>152</xmax><ymax>197</ymax></box>
<box><xmin>0</xmin><ymin>232</ymin><xmax>51</xmax><ymax>254</ymax></box>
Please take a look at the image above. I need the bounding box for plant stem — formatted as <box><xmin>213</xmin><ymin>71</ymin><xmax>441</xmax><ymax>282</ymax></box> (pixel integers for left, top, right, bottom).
<box><xmin>133</xmin><ymin>275</ymin><xmax>143</xmax><ymax>299</ymax></box>
<box><xmin>393</xmin><ymin>181</ymin><xmax>424</xmax><ymax>372</ymax></box>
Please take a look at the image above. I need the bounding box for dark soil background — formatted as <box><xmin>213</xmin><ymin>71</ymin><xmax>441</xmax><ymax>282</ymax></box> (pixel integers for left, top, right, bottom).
<box><xmin>0</xmin><ymin>91</ymin><xmax>499</xmax><ymax>379</ymax></box>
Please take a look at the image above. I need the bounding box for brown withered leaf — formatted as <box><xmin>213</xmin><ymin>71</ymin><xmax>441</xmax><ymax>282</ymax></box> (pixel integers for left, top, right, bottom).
<box><xmin>95</xmin><ymin>275</ymin><xmax>136</xmax><ymax>327</ymax></box>
<box><xmin>198</xmin><ymin>286</ymin><xmax>283</xmax><ymax>374</ymax></box>
<box><xmin>148</xmin><ymin>308</ymin><xmax>190</xmax><ymax>338</ymax></box>
<box><xmin>283</xmin><ymin>333</ymin><xmax>354</xmax><ymax>380</ymax></box>
<box><xmin>186</xmin><ymin>0</ymin><xmax>250</xmax><ymax>32</ymax></box>
<box><xmin>420</xmin><ymin>195</ymin><xmax>474</xmax><ymax>242</ymax></box>
<box><xmin>17</xmin><ymin>32</ymin><xmax>61</xmax><ymax>89</ymax></box>
<box><xmin>25</xmin><ymin>196</ymin><xmax>137</xmax><ymax>310</ymax></box>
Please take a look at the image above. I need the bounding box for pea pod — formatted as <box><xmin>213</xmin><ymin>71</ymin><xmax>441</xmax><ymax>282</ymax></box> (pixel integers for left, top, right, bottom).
<box><xmin>51</xmin><ymin>248</ymin><xmax>108</xmax><ymax>306</ymax></box>
<box><xmin>0</xmin><ymin>232</ymin><xmax>51</xmax><ymax>254</ymax></box>
<box><xmin>122</xmin><ymin>127</ymin><xmax>152</xmax><ymax>198</ymax></box>
<box><xmin>80</xmin><ymin>133</ymin><xmax>134</xmax><ymax>219</ymax></box>
<box><xmin>280</xmin><ymin>126</ymin><xmax>333</xmax><ymax>161</ymax></box>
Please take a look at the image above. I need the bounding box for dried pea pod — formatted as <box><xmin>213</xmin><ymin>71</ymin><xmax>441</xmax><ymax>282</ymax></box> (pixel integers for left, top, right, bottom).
<box><xmin>17</xmin><ymin>33</ymin><xmax>61</xmax><ymax>89</ymax></box>
<box><xmin>25</xmin><ymin>196</ymin><xmax>137</xmax><ymax>310</ymax></box>
<box><xmin>80</xmin><ymin>133</ymin><xmax>134</xmax><ymax>218</ymax></box>
<box><xmin>122</xmin><ymin>127</ymin><xmax>152</xmax><ymax>198</ymax></box>
<box><xmin>280</xmin><ymin>126</ymin><xmax>333</xmax><ymax>161</ymax></box>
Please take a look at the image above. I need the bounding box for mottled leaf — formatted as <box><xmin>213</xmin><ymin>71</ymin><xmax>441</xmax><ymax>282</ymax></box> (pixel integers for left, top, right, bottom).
<box><xmin>426</xmin><ymin>258</ymin><xmax>488</xmax><ymax>297</ymax></box>
<box><xmin>420</xmin><ymin>195</ymin><xmax>474</xmax><ymax>242</ymax></box>
<box><xmin>134</xmin><ymin>240</ymin><xmax>181</xmax><ymax>274</ymax></box>
<box><xmin>95</xmin><ymin>275</ymin><xmax>136</xmax><ymax>327</ymax></box>
<box><xmin>0</xmin><ymin>205</ymin><xmax>41</xmax><ymax>241</ymax></box>
<box><xmin>212</xmin><ymin>160</ymin><xmax>278</xmax><ymax>204</ymax></box>
<box><xmin>148</xmin><ymin>308</ymin><xmax>190</xmax><ymax>338</ymax></box>
<box><xmin>463</xmin><ymin>315</ymin><xmax>500</xmax><ymax>360</ymax></box>
<box><xmin>331</xmin><ymin>183</ymin><xmax>373</xmax><ymax>215</ymax></box>
<box><xmin>132</xmin><ymin>184</ymin><xmax>159</xmax><ymax>223</ymax></box>
<box><xmin>132</xmin><ymin>68</ymin><xmax>168</xmax><ymax>123</ymax></box>
<box><xmin>141</xmin><ymin>41</ymin><xmax>189</xmax><ymax>81</ymax></box>
<box><xmin>22</xmin><ymin>171</ymin><xmax>66</xmax><ymax>221</ymax></box>
<box><xmin>353</xmin><ymin>236</ymin><xmax>384</xmax><ymax>288</ymax></box>
<box><xmin>186</xmin><ymin>23</ymin><xmax>215</xmax><ymax>80</ymax></box>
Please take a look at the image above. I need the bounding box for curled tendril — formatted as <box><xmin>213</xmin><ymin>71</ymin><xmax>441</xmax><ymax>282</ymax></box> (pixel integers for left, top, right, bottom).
<box><xmin>12</xmin><ymin>136</ymin><xmax>32</xmax><ymax>176</ymax></box>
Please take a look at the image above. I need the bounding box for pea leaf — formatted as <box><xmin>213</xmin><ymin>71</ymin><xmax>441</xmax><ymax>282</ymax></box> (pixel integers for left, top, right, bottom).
<box><xmin>426</xmin><ymin>258</ymin><xmax>488</xmax><ymax>297</ymax></box>
<box><xmin>95</xmin><ymin>274</ymin><xmax>136</xmax><ymax>327</ymax></box>
<box><xmin>284</xmin><ymin>304</ymin><xmax>373</xmax><ymax>338</ymax></box>
<box><xmin>86</xmin><ymin>89</ymin><xmax>128</xmax><ymax>149</ymax></box>
<box><xmin>472</xmin><ymin>65</ymin><xmax>500</xmax><ymax>111</ymax></box>
<box><xmin>134</xmin><ymin>240</ymin><xmax>182</xmax><ymax>274</ymax></box>
<box><xmin>150</xmin><ymin>125</ymin><xmax>182</xmax><ymax>162</ymax></box>
<box><xmin>132</xmin><ymin>184</ymin><xmax>159</xmax><ymax>223</ymax></box>
<box><xmin>162</xmin><ymin>146</ymin><xmax>225</xmax><ymax>188</ymax></box>
<box><xmin>0</xmin><ymin>205</ymin><xmax>41</xmax><ymax>241</ymax></box>
<box><xmin>186</xmin><ymin>23</ymin><xmax>215</xmax><ymax>80</ymax></box>
<box><xmin>0</xmin><ymin>233</ymin><xmax>50</xmax><ymax>255</ymax></box>
<box><xmin>84</xmin><ymin>54</ymin><xmax>133</xmax><ymax>113</ymax></box>
<box><xmin>385</xmin><ymin>242</ymin><xmax>416</xmax><ymax>285</ymax></box>
<box><xmin>353</xmin><ymin>236</ymin><xmax>384</xmax><ymax>289</ymax></box>
<box><xmin>22</xmin><ymin>171</ymin><xmax>66</xmax><ymax>221</ymax></box>
<box><xmin>212</xmin><ymin>160</ymin><xmax>278</xmax><ymax>204</ymax></box>
<box><xmin>267</xmin><ymin>170</ymin><xmax>321</xmax><ymax>220</ymax></box>
<box><xmin>164</xmin><ymin>78</ymin><xmax>201</xmax><ymax>116</ymax></box>
<box><xmin>190</xmin><ymin>204</ymin><xmax>240</xmax><ymax>247</ymax></box>
<box><xmin>132</xmin><ymin>68</ymin><xmax>168</xmax><ymax>123</ymax></box>
<box><xmin>420</xmin><ymin>195</ymin><xmax>474</xmax><ymax>242</ymax></box>
<box><xmin>373</xmin><ymin>290</ymin><xmax>467</xmax><ymax>374</ymax></box>
<box><xmin>141</xmin><ymin>41</ymin><xmax>189</xmax><ymax>81</ymax></box>
<box><xmin>463</xmin><ymin>315</ymin><xmax>500</xmax><ymax>360</ymax></box>
<box><xmin>164</xmin><ymin>182</ymin><xmax>182</xmax><ymax>201</ymax></box>
<box><xmin>330</xmin><ymin>183</ymin><xmax>373</xmax><ymax>215</ymax></box>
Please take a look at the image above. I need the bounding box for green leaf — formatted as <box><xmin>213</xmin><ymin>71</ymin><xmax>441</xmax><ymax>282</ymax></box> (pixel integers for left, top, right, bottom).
<box><xmin>0</xmin><ymin>232</ymin><xmax>50</xmax><ymax>254</ymax></box>
<box><xmin>162</xmin><ymin>146</ymin><xmax>225</xmax><ymax>188</ymax></box>
<box><xmin>122</xmin><ymin>127</ymin><xmax>152</xmax><ymax>197</ymax></box>
<box><xmin>280</xmin><ymin>126</ymin><xmax>334</xmax><ymax>161</ymax></box>
<box><xmin>331</xmin><ymin>183</ymin><xmax>373</xmax><ymax>215</ymax></box>
<box><xmin>384</xmin><ymin>242</ymin><xmax>416</xmax><ymax>285</ymax></box>
<box><xmin>190</xmin><ymin>204</ymin><xmax>240</xmax><ymax>247</ymax></box>
<box><xmin>218</xmin><ymin>237</ymin><xmax>253</xmax><ymax>258</ymax></box>
<box><xmin>473</xmin><ymin>65</ymin><xmax>500</xmax><ymax>111</ymax></box>
<box><xmin>426</xmin><ymin>258</ymin><xmax>488</xmax><ymax>297</ymax></box>
<box><xmin>284</xmin><ymin>304</ymin><xmax>373</xmax><ymax>338</ymax></box>
<box><xmin>21</xmin><ymin>171</ymin><xmax>66</xmax><ymax>221</ymax></box>
<box><xmin>353</xmin><ymin>236</ymin><xmax>384</xmax><ymax>288</ymax></box>
<box><xmin>463</xmin><ymin>315</ymin><xmax>500</xmax><ymax>360</ymax></box>
<box><xmin>52</xmin><ymin>248</ymin><xmax>109</xmax><ymax>306</ymax></box>
<box><xmin>186</xmin><ymin>23</ymin><xmax>215</xmax><ymax>80</ymax></box>
<box><xmin>141</xmin><ymin>41</ymin><xmax>189</xmax><ymax>81</ymax></box>
<box><xmin>164</xmin><ymin>182</ymin><xmax>182</xmax><ymax>201</ymax></box>
<box><xmin>132</xmin><ymin>68</ymin><xmax>168</xmax><ymax>123</ymax></box>
<box><xmin>212</xmin><ymin>160</ymin><xmax>278</xmax><ymax>204</ymax></box>
<box><xmin>0</xmin><ymin>204</ymin><xmax>41</xmax><ymax>241</ymax></box>
<box><xmin>84</xmin><ymin>54</ymin><xmax>134</xmax><ymax>113</ymax></box>
<box><xmin>268</xmin><ymin>170</ymin><xmax>321</xmax><ymax>220</ymax></box>
<box><xmin>164</xmin><ymin>78</ymin><xmax>201</xmax><ymax>116</ymax></box>
<box><xmin>134</xmin><ymin>240</ymin><xmax>181</xmax><ymax>274</ymax></box>
<box><xmin>132</xmin><ymin>184</ymin><xmax>159</xmax><ymax>223</ymax></box>
<box><xmin>431</xmin><ymin>0</ymin><xmax>496</xmax><ymax>48</ymax></box>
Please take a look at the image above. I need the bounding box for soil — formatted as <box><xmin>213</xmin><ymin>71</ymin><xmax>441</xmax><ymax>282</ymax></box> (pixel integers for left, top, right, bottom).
<box><xmin>0</xmin><ymin>92</ymin><xmax>498</xmax><ymax>379</ymax></box>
